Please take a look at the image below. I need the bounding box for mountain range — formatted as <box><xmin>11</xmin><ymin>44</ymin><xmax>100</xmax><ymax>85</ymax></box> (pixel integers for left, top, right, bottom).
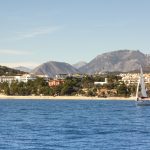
<box><xmin>31</xmin><ymin>61</ymin><xmax>79</xmax><ymax>77</ymax></box>
<box><xmin>2</xmin><ymin>50</ymin><xmax>150</xmax><ymax>77</ymax></box>
<box><xmin>79</xmin><ymin>50</ymin><xmax>150</xmax><ymax>73</ymax></box>
<box><xmin>31</xmin><ymin>50</ymin><xmax>150</xmax><ymax>77</ymax></box>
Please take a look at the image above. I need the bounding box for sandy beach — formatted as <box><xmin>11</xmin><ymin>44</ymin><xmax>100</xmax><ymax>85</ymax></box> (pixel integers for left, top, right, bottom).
<box><xmin>0</xmin><ymin>94</ymin><xmax>135</xmax><ymax>100</ymax></box>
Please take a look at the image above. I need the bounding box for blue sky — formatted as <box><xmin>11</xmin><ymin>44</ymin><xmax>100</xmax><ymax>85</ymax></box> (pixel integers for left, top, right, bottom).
<box><xmin>0</xmin><ymin>0</ymin><xmax>150</xmax><ymax>68</ymax></box>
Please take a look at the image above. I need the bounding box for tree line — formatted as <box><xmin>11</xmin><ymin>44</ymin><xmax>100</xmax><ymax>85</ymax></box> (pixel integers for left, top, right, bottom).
<box><xmin>0</xmin><ymin>74</ymin><xmax>142</xmax><ymax>97</ymax></box>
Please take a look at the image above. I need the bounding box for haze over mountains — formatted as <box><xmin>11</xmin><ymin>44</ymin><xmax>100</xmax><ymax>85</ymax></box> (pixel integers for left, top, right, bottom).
<box><xmin>14</xmin><ymin>66</ymin><xmax>31</xmax><ymax>73</ymax></box>
<box><xmin>2</xmin><ymin>50</ymin><xmax>150</xmax><ymax>77</ymax></box>
<box><xmin>73</xmin><ymin>61</ymin><xmax>87</xmax><ymax>69</ymax></box>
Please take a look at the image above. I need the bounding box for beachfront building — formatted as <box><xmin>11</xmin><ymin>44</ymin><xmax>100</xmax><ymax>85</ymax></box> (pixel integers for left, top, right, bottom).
<box><xmin>0</xmin><ymin>74</ymin><xmax>37</xmax><ymax>83</ymax></box>
<box><xmin>94</xmin><ymin>78</ymin><xmax>108</xmax><ymax>85</ymax></box>
<box><xmin>119</xmin><ymin>73</ymin><xmax>150</xmax><ymax>85</ymax></box>
<box><xmin>119</xmin><ymin>73</ymin><xmax>139</xmax><ymax>85</ymax></box>
<box><xmin>49</xmin><ymin>79</ymin><xmax>64</xmax><ymax>87</ymax></box>
<box><xmin>16</xmin><ymin>74</ymin><xmax>36</xmax><ymax>83</ymax></box>
<box><xmin>0</xmin><ymin>76</ymin><xmax>15</xmax><ymax>84</ymax></box>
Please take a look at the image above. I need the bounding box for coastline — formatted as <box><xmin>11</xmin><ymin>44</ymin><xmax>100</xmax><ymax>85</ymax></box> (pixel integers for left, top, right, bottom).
<box><xmin>0</xmin><ymin>94</ymin><xmax>135</xmax><ymax>100</ymax></box>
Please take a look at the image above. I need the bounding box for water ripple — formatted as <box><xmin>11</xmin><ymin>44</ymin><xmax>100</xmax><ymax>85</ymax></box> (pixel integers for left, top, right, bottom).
<box><xmin>0</xmin><ymin>100</ymin><xmax>150</xmax><ymax>149</ymax></box>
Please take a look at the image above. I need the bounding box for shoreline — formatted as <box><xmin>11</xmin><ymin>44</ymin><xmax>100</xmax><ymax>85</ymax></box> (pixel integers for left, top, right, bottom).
<box><xmin>0</xmin><ymin>95</ymin><xmax>135</xmax><ymax>100</ymax></box>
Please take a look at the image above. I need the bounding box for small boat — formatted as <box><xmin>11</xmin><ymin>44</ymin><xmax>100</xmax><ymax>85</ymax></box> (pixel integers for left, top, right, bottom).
<box><xmin>136</xmin><ymin>66</ymin><xmax>150</xmax><ymax>106</ymax></box>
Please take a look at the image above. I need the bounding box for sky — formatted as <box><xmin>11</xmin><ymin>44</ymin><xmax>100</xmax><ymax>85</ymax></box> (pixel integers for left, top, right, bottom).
<box><xmin>0</xmin><ymin>0</ymin><xmax>150</xmax><ymax>68</ymax></box>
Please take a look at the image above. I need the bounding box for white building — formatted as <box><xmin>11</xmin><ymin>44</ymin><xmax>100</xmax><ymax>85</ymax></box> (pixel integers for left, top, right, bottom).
<box><xmin>119</xmin><ymin>73</ymin><xmax>150</xmax><ymax>85</ymax></box>
<box><xmin>94</xmin><ymin>78</ymin><xmax>108</xmax><ymax>85</ymax></box>
<box><xmin>16</xmin><ymin>74</ymin><xmax>36</xmax><ymax>83</ymax></box>
<box><xmin>0</xmin><ymin>76</ymin><xmax>15</xmax><ymax>84</ymax></box>
<box><xmin>0</xmin><ymin>74</ymin><xmax>36</xmax><ymax>83</ymax></box>
<box><xmin>55</xmin><ymin>74</ymin><xmax>68</xmax><ymax>79</ymax></box>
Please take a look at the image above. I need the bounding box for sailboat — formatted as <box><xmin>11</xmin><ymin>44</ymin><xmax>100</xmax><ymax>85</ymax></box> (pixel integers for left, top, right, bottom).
<box><xmin>136</xmin><ymin>66</ymin><xmax>150</xmax><ymax>106</ymax></box>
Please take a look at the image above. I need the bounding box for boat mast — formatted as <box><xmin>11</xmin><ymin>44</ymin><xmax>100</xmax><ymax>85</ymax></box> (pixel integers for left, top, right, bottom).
<box><xmin>136</xmin><ymin>77</ymin><xmax>140</xmax><ymax>101</ymax></box>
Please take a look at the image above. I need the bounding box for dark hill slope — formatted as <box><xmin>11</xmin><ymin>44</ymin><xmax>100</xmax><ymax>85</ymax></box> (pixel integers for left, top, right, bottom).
<box><xmin>0</xmin><ymin>65</ymin><xmax>25</xmax><ymax>76</ymax></box>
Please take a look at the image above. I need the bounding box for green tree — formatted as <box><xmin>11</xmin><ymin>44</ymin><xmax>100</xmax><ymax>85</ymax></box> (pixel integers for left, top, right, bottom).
<box><xmin>117</xmin><ymin>83</ymin><xmax>129</xmax><ymax>97</ymax></box>
<box><xmin>1</xmin><ymin>82</ymin><xmax>10</xmax><ymax>95</ymax></box>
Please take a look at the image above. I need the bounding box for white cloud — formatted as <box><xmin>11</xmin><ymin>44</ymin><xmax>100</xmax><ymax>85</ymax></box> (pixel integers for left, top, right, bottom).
<box><xmin>0</xmin><ymin>49</ymin><xmax>32</xmax><ymax>55</ymax></box>
<box><xmin>15</xmin><ymin>26</ymin><xmax>62</xmax><ymax>40</ymax></box>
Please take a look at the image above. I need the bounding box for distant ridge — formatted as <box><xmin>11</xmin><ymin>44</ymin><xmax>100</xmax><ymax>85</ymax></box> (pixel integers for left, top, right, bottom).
<box><xmin>31</xmin><ymin>61</ymin><xmax>80</xmax><ymax>77</ymax></box>
<box><xmin>0</xmin><ymin>65</ymin><xmax>25</xmax><ymax>76</ymax></box>
<box><xmin>28</xmin><ymin>50</ymin><xmax>150</xmax><ymax>76</ymax></box>
<box><xmin>14</xmin><ymin>66</ymin><xmax>31</xmax><ymax>73</ymax></box>
<box><xmin>79</xmin><ymin>50</ymin><xmax>150</xmax><ymax>74</ymax></box>
<box><xmin>73</xmin><ymin>61</ymin><xmax>87</xmax><ymax>69</ymax></box>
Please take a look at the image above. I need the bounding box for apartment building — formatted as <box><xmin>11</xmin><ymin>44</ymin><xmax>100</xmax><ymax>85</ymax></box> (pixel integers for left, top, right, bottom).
<box><xmin>120</xmin><ymin>73</ymin><xmax>150</xmax><ymax>85</ymax></box>
<box><xmin>0</xmin><ymin>74</ymin><xmax>36</xmax><ymax>83</ymax></box>
<box><xmin>49</xmin><ymin>79</ymin><xmax>64</xmax><ymax>87</ymax></box>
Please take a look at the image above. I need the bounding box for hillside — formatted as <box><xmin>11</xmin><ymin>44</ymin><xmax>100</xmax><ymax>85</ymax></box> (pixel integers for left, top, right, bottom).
<box><xmin>31</xmin><ymin>61</ymin><xmax>80</xmax><ymax>77</ymax></box>
<box><xmin>0</xmin><ymin>65</ymin><xmax>25</xmax><ymax>76</ymax></box>
<box><xmin>79</xmin><ymin>50</ymin><xmax>150</xmax><ymax>74</ymax></box>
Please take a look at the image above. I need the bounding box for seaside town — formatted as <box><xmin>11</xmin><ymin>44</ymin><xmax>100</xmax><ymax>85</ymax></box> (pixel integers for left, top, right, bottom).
<box><xmin>0</xmin><ymin>71</ymin><xmax>150</xmax><ymax>98</ymax></box>
<box><xmin>1</xmin><ymin>1</ymin><xmax>150</xmax><ymax>149</ymax></box>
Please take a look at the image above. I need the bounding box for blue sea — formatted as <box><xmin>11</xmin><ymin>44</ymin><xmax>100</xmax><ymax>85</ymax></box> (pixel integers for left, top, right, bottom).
<box><xmin>0</xmin><ymin>99</ymin><xmax>150</xmax><ymax>150</ymax></box>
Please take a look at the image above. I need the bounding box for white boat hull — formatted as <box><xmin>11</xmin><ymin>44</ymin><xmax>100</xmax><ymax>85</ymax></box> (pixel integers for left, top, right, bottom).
<box><xmin>136</xmin><ymin>100</ymin><xmax>150</xmax><ymax>106</ymax></box>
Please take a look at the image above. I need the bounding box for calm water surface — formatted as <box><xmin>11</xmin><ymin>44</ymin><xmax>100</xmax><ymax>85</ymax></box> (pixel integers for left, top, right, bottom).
<box><xmin>0</xmin><ymin>99</ymin><xmax>150</xmax><ymax>150</ymax></box>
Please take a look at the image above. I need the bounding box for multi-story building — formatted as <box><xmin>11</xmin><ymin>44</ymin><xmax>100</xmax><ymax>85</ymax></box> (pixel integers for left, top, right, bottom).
<box><xmin>0</xmin><ymin>76</ymin><xmax>15</xmax><ymax>84</ymax></box>
<box><xmin>17</xmin><ymin>74</ymin><xmax>36</xmax><ymax>83</ymax></box>
<box><xmin>119</xmin><ymin>73</ymin><xmax>150</xmax><ymax>85</ymax></box>
<box><xmin>0</xmin><ymin>74</ymin><xmax>36</xmax><ymax>83</ymax></box>
<box><xmin>49</xmin><ymin>79</ymin><xmax>64</xmax><ymax>87</ymax></box>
